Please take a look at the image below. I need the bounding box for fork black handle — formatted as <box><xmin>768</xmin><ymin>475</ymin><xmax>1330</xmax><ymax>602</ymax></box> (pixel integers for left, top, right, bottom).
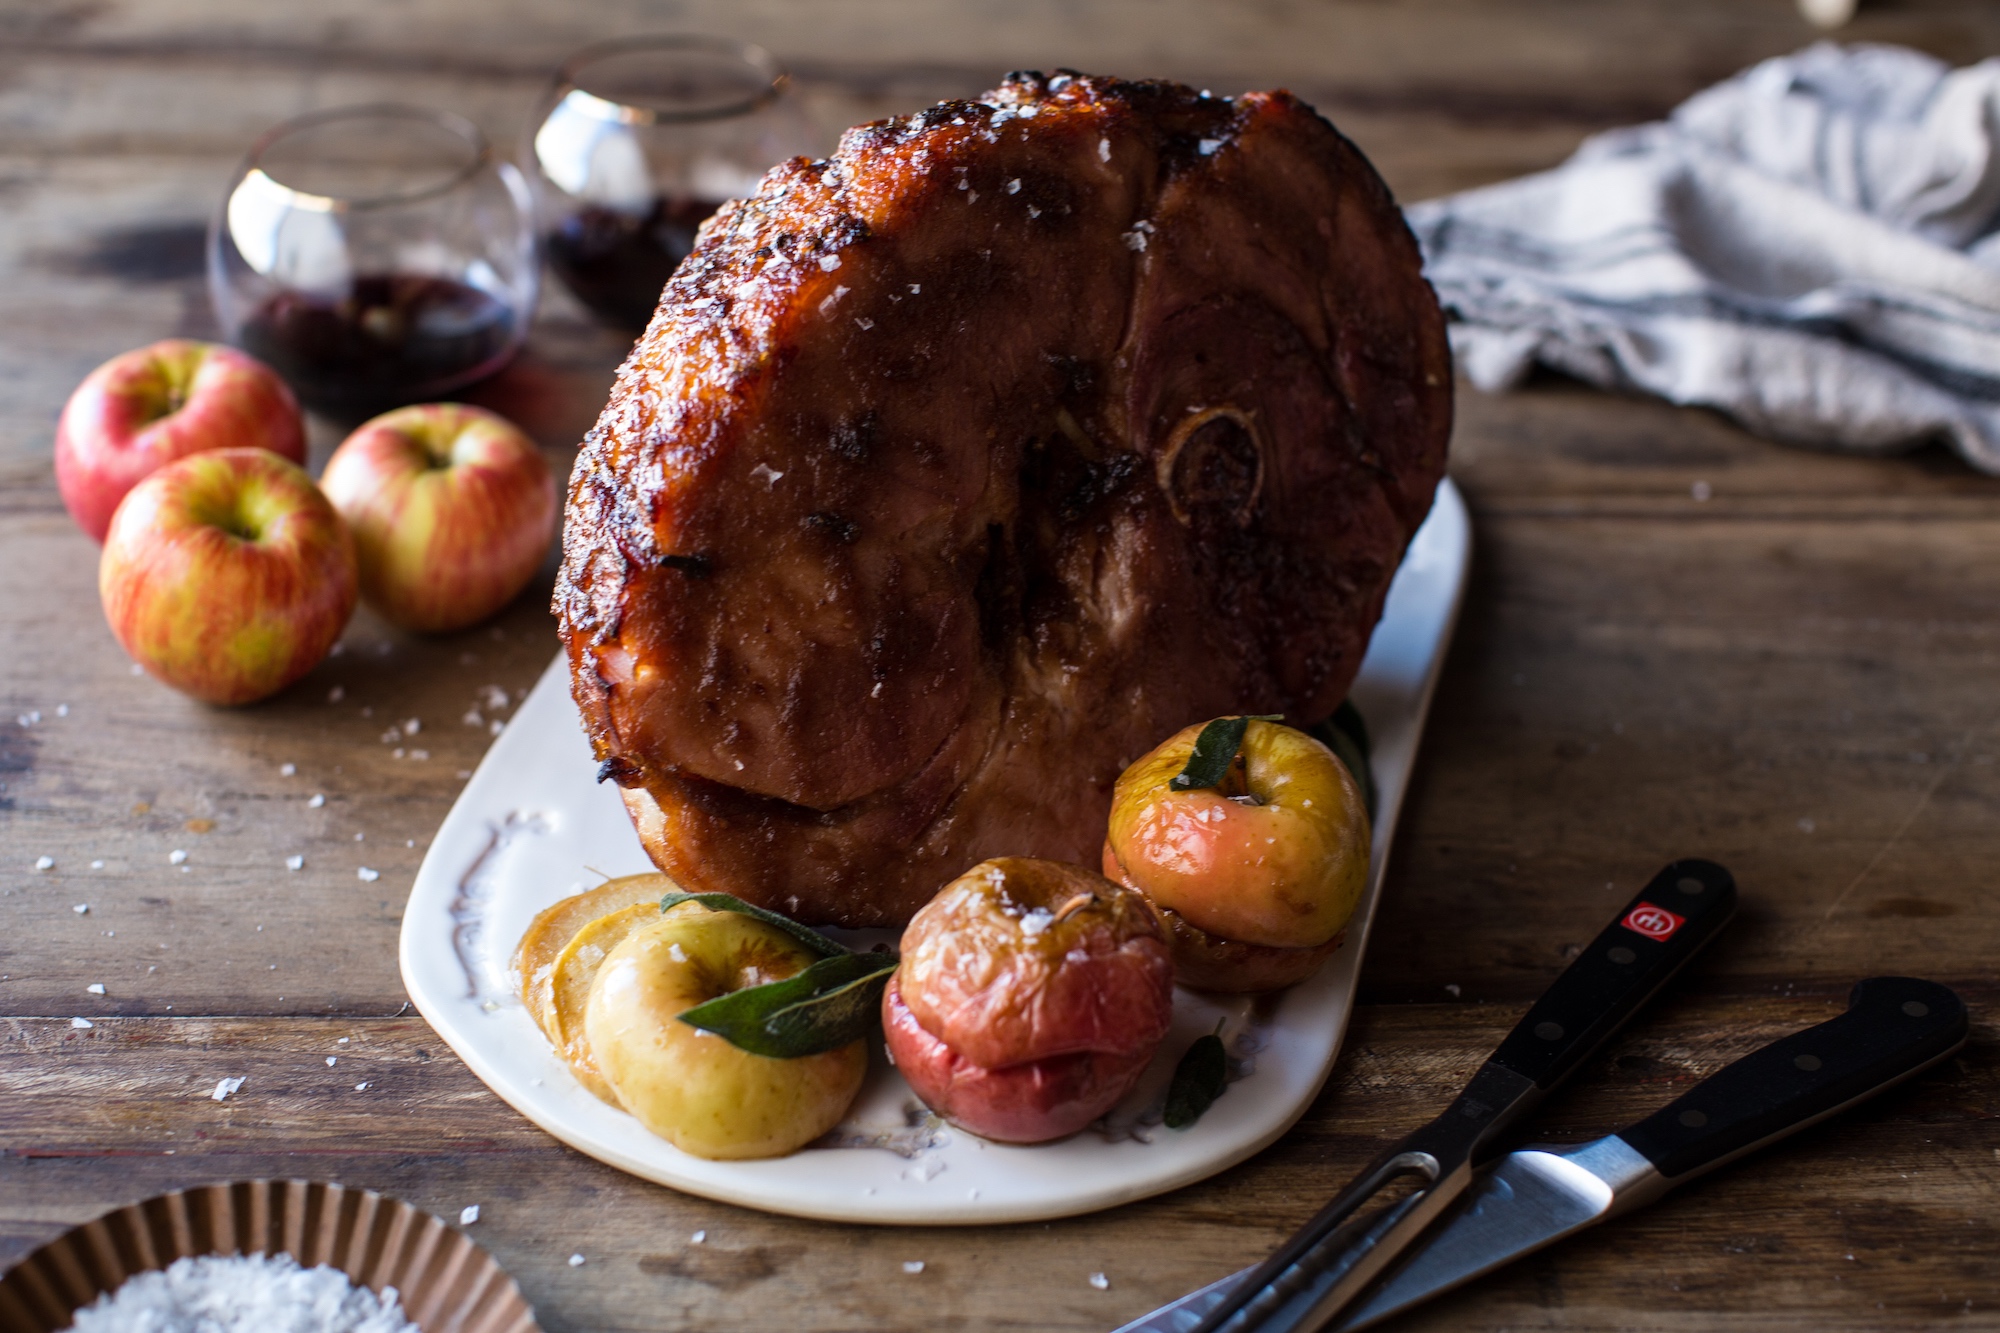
<box><xmin>1485</xmin><ymin>858</ymin><xmax>1738</xmax><ymax>1104</ymax></box>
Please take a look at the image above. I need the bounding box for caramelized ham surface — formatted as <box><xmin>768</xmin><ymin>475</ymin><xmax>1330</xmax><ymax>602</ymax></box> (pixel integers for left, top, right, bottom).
<box><xmin>556</xmin><ymin>71</ymin><xmax>1450</xmax><ymax>927</ymax></box>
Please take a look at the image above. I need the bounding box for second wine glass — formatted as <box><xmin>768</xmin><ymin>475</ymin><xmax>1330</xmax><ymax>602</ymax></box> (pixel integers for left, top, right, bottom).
<box><xmin>525</xmin><ymin>34</ymin><xmax>819</xmax><ymax>332</ymax></box>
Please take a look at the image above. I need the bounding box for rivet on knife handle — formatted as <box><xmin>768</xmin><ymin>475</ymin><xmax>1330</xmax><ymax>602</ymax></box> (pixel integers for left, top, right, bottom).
<box><xmin>1486</xmin><ymin>859</ymin><xmax>1737</xmax><ymax>1101</ymax></box>
<box><xmin>1619</xmin><ymin>975</ymin><xmax>1967</xmax><ymax>1181</ymax></box>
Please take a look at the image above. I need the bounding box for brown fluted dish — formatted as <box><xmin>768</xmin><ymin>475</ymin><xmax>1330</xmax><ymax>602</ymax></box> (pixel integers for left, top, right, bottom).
<box><xmin>555</xmin><ymin>70</ymin><xmax>1451</xmax><ymax>928</ymax></box>
<box><xmin>0</xmin><ymin>1180</ymin><xmax>538</xmax><ymax>1333</ymax></box>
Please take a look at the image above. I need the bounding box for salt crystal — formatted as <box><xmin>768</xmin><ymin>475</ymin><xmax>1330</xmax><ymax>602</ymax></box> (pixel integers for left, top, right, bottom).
<box><xmin>355</xmin><ymin>1082</ymin><xmax>371</xmax><ymax>1091</ymax></box>
<box><xmin>1445</xmin><ymin>983</ymin><xmax>1462</xmax><ymax>997</ymax></box>
<box><xmin>482</xmin><ymin>685</ymin><xmax>508</xmax><ymax>712</ymax></box>
<box><xmin>56</xmin><ymin>704</ymin><xmax>68</xmax><ymax>717</ymax></box>
<box><xmin>462</xmin><ymin>710</ymin><xmax>484</xmax><ymax>727</ymax></box>
<box><xmin>1098</xmin><ymin>137</ymin><xmax>1111</xmax><ymax>162</ymax></box>
<box><xmin>74</xmin><ymin>903</ymin><xmax>89</xmax><ymax>914</ymax></box>
<box><xmin>354</xmin><ymin>832</ymin><xmax>365</xmax><ymax>841</ymax></box>
<box><xmin>286</xmin><ymin>856</ymin><xmax>305</xmax><ymax>871</ymax></box>
<box><xmin>33</xmin><ymin>855</ymin><xmax>52</xmax><ymax>871</ymax></box>
<box><xmin>71</xmin><ymin>1017</ymin><xmax>93</xmax><ymax>1029</ymax></box>
<box><xmin>212</xmin><ymin>1077</ymin><xmax>244</xmax><ymax>1101</ymax></box>
<box><xmin>903</xmin><ymin>1260</ymin><xmax>926</xmax><ymax>1274</ymax></box>
<box><xmin>90</xmin><ymin>860</ymin><xmax>104</xmax><ymax>869</ymax></box>
<box><xmin>1199</xmin><ymin>137</ymin><xmax>1223</xmax><ymax>155</ymax></box>
<box><xmin>459</xmin><ymin>1204</ymin><xmax>480</xmax><ymax>1225</ymax></box>
<box><xmin>169</xmin><ymin>849</ymin><xmax>188</xmax><ymax>865</ymax></box>
<box><xmin>402</xmin><ymin>719</ymin><xmax>421</xmax><ymax>736</ymax></box>
<box><xmin>1006</xmin><ymin>178</ymin><xmax>1021</xmax><ymax>194</ymax></box>
<box><xmin>393</xmin><ymin>748</ymin><xmax>406</xmax><ymax>759</ymax></box>
<box><xmin>409</xmin><ymin>749</ymin><xmax>428</xmax><ymax>761</ymax></box>
<box><xmin>64</xmin><ymin>1252</ymin><xmax>421</xmax><ymax>1333</ymax></box>
<box><xmin>327</xmin><ymin>1056</ymin><xmax>337</xmax><ymax>1066</ymax></box>
<box><xmin>1019</xmin><ymin>909</ymin><xmax>1054</xmax><ymax>938</ymax></box>
<box><xmin>358</xmin><ymin>867</ymin><xmax>380</xmax><ymax>882</ymax></box>
<box><xmin>328</xmin><ymin>685</ymin><xmax>346</xmax><ymax>702</ymax></box>
<box><xmin>1799</xmin><ymin>817</ymin><xmax>1816</xmax><ymax>833</ymax></box>
<box><xmin>87</xmin><ymin>983</ymin><xmax>105</xmax><ymax>995</ymax></box>
<box><xmin>489</xmin><ymin>720</ymin><xmax>504</xmax><ymax>737</ymax></box>
<box><xmin>1123</xmin><ymin>229</ymin><xmax>1148</xmax><ymax>252</ymax></box>
<box><xmin>279</xmin><ymin>763</ymin><xmax>296</xmax><ymax>776</ymax></box>
<box><xmin>690</xmin><ymin>1230</ymin><xmax>706</xmax><ymax>1244</ymax></box>
<box><xmin>338</xmin><ymin>1037</ymin><xmax>349</xmax><ymax>1044</ymax></box>
<box><xmin>751</xmin><ymin>463</ymin><xmax>785</xmax><ymax>486</ymax></box>
<box><xmin>1089</xmin><ymin>1272</ymin><xmax>1110</xmax><ymax>1290</ymax></box>
<box><xmin>1691</xmin><ymin>480</ymin><xmax>1713</xmax><ymax>501</ymax></box>
<box><xmin>18</xmin><ymin>710</ymin><xmax>40</xmax><ymax>726</ymax></box>
<box><xmin>1027</xmin><ymin>204</ymin><xmax>1041</xmax><ymax>219</ymax></box>
<box><xmin>818</xmin><ymin>253</ymin><xmax>841</xmax><ymax>271</ymax></box>
<box><xmin>908</xmin><ymin>283</ymin><xmax>921</xmax><ymax>295</ymax></box>
<box><xmin>568</xmin><ymin>1253</ymin><xmax>586</xmax><ymax>1267</ymax></box>
<box><xmin>309</xmin><ymin>794</ymin><xmax>326</xmax><ymax>808</ymax></box>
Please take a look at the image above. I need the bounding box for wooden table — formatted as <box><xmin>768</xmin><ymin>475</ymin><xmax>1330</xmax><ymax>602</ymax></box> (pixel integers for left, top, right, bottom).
<box><xmin>5</xmin><ymin>2</ymin><xmax>1999</xmax><ymax>1329</ymax></box>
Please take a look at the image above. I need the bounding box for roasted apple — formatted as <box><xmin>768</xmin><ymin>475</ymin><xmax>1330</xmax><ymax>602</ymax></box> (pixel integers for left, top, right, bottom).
<box><xmin>1104</xmin><ymin>718</ymin><xmax>1368</xmax><ymax>992</ymax></box>
<box><xmin>549</xmin><ymin>901</ymin><xmax>664</xmax><ymax>1102</ymax></box>
<box><xmin>586</xmin><ymin>903</ymin><xmax>867</xmax><ymax>1159</ymax></box>
<box><xmin>884</xmin><ymin>858</ymin><xmax>1174</xmax><ymax>1143</ymax></box>
<box><xmin>514</xmin><ymin>872</ymin><xmax>677</xmax><ymax>1040</ymax></box>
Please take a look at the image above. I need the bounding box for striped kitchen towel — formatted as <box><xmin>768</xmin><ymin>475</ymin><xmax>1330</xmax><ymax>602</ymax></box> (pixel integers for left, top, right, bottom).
<box><xmin>1409</xmin><ymin>42</ymin><xmax>2000</xmax><ymax>472</ymax></box>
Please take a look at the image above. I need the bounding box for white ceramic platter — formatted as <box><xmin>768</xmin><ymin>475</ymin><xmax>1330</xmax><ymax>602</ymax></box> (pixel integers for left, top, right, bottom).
<box><xmin>400</xmin><ymin>478</ymin><xmax>1469</xmax><ymax>1225</ymax></box>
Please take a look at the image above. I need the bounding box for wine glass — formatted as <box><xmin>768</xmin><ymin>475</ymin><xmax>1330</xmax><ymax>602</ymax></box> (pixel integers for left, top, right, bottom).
<box><xmin>525</xmin><ymin>34</ymin><xmax>818</xmax><ymax>331</ymax></box>
<box><xmin>208</xmin><ymin>104</ymin><xmax>538</xmax><ymax>419</ymax></box>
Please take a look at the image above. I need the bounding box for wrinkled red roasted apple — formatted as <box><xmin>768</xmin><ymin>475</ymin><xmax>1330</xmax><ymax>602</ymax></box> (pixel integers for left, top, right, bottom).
<box><xmin>883</xmin><ymin>857</ymin><xmax>1174</xmax><ymax>1143</ymax></box>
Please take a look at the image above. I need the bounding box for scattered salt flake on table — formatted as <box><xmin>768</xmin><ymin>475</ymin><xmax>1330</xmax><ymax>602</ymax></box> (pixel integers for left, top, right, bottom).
<box><xmin>130</xmin><ymin>663</ymin><xmax>143</xmax><ymax>675</ymax></box>
<box><xmin>1691</xmin><ymin>480</ymin><xmax>1714</xmax><ymax>501</ymax></box>
<box><xmin>568</xmin><ymin>1253</ymin><xmax>586</xmax><ymax>1267</ymax></box>
<box><xmin>90</xmin><ymin>859</ymin><xmax>104</xmax><ymax>869</ymax></box>
<box><xmin>355</xmin><ymin>1082</ymin><xmax>371</xmax><ymax>1091</ymax></box>
<box><xmin>73</xmin><ymin>903</ymin><xmax>89</xmax><ymax>915</ymax></box>
<box><xmin>489</xmin><ymin>720</ymin><xmax>504</xmax><ymax>736</ymax></box>
<box><xmin>286</xmin><ymin>855</ymin><xmax>305</xmax><ymax>871</ymax></box>
<box><xmin>309</xmin><ymin>793</ymin><xmax>326</xmax><ymax>808</ymax></box>
<box><xmin>71</xmin><ymin>1017</ymin><xmax>93</xmax><ymax>1029</ymax></box>
<box><xmin>690</xmin><ymin>1231</ymin><xmax>706</xmax><ymax>1244</ymax></box>
<box><xmin>1089</xmin><ymin>1273</ymin><xmax>1110</xmax><ymax>1291</ymax></box>
<box><xmin>903</xmin><ymin>1260</ymin><xmax>926</xmax><ymax>1274</ymax></box>
<box><xmin>64</xmin><ymin>1251</ymin><xmax>420</xmax><ymax>1333</ymax></box>
<box><xmin>409</xmin><ymin>749</ymin><xmax>428</xmax><ymax>761</ymax></box>
<box><xmin>459</xmin><ymin>1204</ymin><xmax>480</xmax><ymax>1226</ymax></box>
<box><xmin>328</xmin><ymin>685</ymin><xmax>346</xmax><ymax>702</ymax></box>
<box><xmin>212</xmin><ymin>1077</ymin><xmax>244</xmax><ymax>1101</ymax></box>
<box><xmin>402</xmin><ymin>718</ymin><xmax>421</xmax><ymax>735</ymax></box>
<box><xmin>169</xmin><ymin>849</ymin><xmax>188</xmax><ymax>865</ymax></box>
<box><xmin>326</xmin><ymin>1056</ymin><xmax>337</xmax><ymax>1066</ymax></box>
<box><xmin>57</xmin><ymin>704</ymin><xmax>68</xmax><ymax>717</ymax></box>
<box><xmin>358</xmin><ymin>867</ymin><xmax>380</xmax><ymax>882</ymax></box>
<box><xmin>1445</xmin><ymin>983</ymin><xmax>1462</xmax><ymax>997</ymax></box>
<box><xmin>338</xmin><ymin>1037</ymin><xmax>349</xmax><ymax>1044</ymax></box>
<box><xmin>462</xmin><ymin>710</ymin><xmax>483</xmax><ymax>727</ymax></box>
<box><xmin>86</xmin><ymin>983</ymin><xmax>105</xmax><ymax>995</ymax></box>
<box><xmin>279</xmin><ymin>762</ymin><xmax>296</xmax><ymax>776</ymax></box>
<box><xmin>33</xmin><ymin>855</ymin><xmax>52</xmax><ymax>871</ymax></box>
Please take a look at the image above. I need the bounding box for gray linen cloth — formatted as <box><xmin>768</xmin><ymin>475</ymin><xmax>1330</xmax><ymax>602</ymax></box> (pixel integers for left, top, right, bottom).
<box><xmin>1408</xmin><ymin>42</ymin><xmax>2000</xmax><ymax>472</ymax></box>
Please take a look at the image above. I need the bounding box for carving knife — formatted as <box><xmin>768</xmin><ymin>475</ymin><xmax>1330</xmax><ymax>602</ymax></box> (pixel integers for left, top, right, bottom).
<box><xmin>1117</xmin><ymin>974</ymin><xmax>1967</xmax><ymax>1333</ymax></box>
<box><xmin>1116</xmin><ymin>859</ymin><xmax>1741</xmax><ymax>1333</ymax></box>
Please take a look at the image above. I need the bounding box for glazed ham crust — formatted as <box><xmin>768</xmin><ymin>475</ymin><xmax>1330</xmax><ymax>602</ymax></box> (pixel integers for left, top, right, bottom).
<box><xmin>556</xmin><ymin>71</ymin><xmax>1451</xmax><ymax>927</ymax></box>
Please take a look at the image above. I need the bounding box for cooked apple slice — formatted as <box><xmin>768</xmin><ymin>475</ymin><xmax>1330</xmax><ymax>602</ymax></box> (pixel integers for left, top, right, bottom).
<box><xmin>585</xmin><ymin>905</ymin><xmax>868</xmax><ymax>1159</ymax></box>
<box><xmin>513</xmin><ymin>872</ymin><xmax>677</xmax><ymax>1040</ymax></box>
<box><xmin>549</xmin><ymin>901</ymin><xmax>667</xmax><ymax>1102</ymax></box>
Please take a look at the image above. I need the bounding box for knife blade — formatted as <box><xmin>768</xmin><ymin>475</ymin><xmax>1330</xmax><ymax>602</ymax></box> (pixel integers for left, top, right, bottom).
<box><xmin>1168</xmin><ymin>859</ymin><xmax>1738</xmax><ymax>1333</ymax></box>
<box><xmin>1328</xmin><ymin>974</ymin><xmax>1969</xmax><ymax>1330</ymax></box>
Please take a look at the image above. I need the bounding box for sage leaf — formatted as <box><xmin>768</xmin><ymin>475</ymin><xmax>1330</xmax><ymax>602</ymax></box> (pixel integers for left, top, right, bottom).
<box><xmin>678</xmin><ymin>950</ymin><xmax>900</xmax><ymax>1058</ymax></box>
<box><xmin>1171</xmin><ymin>715</ymin><xmax>1283</xmax><ymax>792</ymax></box>
<box><xmin>659</xmin><ymin>891</ymin><xmax>847</xmax><ymax>959</ymax></box>
<box><xmin>1308</xmin><ymin>699</ymin><xmax>1376</xmax><ymax>820</ymax></box>
<box><xmin>1164</xmin><ymin>1029</ymin><xmax>1229</xmax><ymax>1129</ymax></box>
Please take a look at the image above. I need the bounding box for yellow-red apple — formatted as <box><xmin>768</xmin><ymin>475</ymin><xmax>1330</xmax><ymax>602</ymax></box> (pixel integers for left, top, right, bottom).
<box><xmin>100</xmin><ymin>448</ymin><xmax>356</xmax><ymax>705</ymax></box>
<box><xmin>884</xmin><ymin>858</ymin><xmax>1174</xmax><ymax>1143</ymax></box>
<box><xmin>1105</xmin><ymin>718</ymin><xmax>1368</xmax><ymax>991</ymax></box>
<box><xmin>56</xmin><ymin>340</ymin><xmax>305</xmax><ymax>543</ymax></box>
<box><xmin>319</xmin><ymin>403</ymin><xmax>556</xmax><ymax>632</ymax></box>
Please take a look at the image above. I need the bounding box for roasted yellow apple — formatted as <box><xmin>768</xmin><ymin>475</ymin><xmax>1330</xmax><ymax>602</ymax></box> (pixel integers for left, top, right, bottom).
<box><xmin>585</xmin><ymin>903</ymin><xmax>868</xmax><ymax>1159</ymax></box>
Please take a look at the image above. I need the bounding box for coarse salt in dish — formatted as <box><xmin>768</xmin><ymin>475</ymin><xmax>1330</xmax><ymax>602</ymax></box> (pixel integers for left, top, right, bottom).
<box><xmin>61</xmin><ymin>1252</ymin><xmax>419</xmax><ymax>1333</ymax></box>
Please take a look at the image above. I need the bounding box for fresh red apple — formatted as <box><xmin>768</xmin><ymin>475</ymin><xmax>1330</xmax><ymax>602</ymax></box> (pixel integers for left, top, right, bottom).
<box><xmin>319</xmin><ymin>403</ymin><xmax>557</xmax><ymax>633</ymax></box>
<box><xmin>56</xmin><ymin>340</ymin><xmax>305</xmax><ymax>543</ymax></box>
<box><xmin>884</xmin><ymin>857</ymin><xmax>1174</xmax><ymax>1143</ymax></box>
<box><xmin>100</xmin><ymin>448</ymin><xmax>357</xmax><ymax>705</ymax></box>
<box><xmin>1103</xmin><ymin>718</ymin><xmax>1369</xmax><ymax>992</ymax></box>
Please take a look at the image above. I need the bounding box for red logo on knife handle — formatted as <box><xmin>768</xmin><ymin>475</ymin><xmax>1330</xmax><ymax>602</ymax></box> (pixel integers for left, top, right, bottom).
<box><xmin>1622</xmin><ymin>903</ymin><xmax>1685</xmax><ymax>941</ymax></box>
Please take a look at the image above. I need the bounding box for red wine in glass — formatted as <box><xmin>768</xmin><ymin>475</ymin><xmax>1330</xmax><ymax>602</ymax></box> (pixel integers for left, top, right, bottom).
<box><xmin>545</xmin><ymin>195</ymin><xmax>721</xmax><ymax>331</ymax></box>
<box><xmin>238</xmin><ymin>273</ymin><xmax>518</xmax><ymax>417</ymax></box>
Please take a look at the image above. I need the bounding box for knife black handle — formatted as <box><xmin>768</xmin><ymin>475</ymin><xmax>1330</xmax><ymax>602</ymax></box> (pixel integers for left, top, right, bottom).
<box><xmin>1620</xmin><ymin>976</ymin><xmax>1967</xmax><ymax>1180</ymax></box>
<box><xmin>1488</xmin><ymin>859</ymin><xmax>1736</xmax><ymax>1093</ymax></box>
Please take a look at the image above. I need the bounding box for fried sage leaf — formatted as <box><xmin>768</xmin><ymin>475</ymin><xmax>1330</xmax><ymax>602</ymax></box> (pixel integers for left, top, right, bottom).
<box><xmin>1308</xmin><ymin>698</ymin><xmax>1376</xmax><ymax>820</ymax></box>
<box><xmin>1163</xmin><ymin>1028</ymin><xmax>1230</xmax><ymax>1129</ymax></box>
<box><xmin>678</xmin><ymin>950</ymin><xmax>900</xmax><ymax>1058</ymax></box>
<box><xmin>659</xmin><ymin>890</ymin><xmax>847</xmax><ymax>960</ymax></box>
<box><xmin>1171</xmin><ymin>714</ymin><xmax>1283</xmax><ymax>792</ymax></box>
